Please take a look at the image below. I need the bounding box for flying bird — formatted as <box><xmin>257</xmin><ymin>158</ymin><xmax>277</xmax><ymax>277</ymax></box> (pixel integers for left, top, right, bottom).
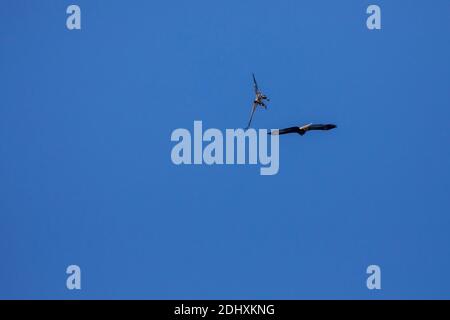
<box><xmin>269</xmin><ymin>123</ymin><xmax>337</xmax><ymax>136</ymax></box>
<box><xmin>246</xmin><ymin>73</ymin><xmax>270</xmax><ymax>129</ymax></box>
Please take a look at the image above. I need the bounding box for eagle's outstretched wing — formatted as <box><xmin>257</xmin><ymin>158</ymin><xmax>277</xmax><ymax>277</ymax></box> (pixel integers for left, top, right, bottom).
<box><xmin>269</xmin><ymin>124</ymin><xmax>337</xmax><ymax>135</ymax></box>
<box><xmin>308</xmin><ymin>124</ymin><xmax>337</xmax><ymax>131</ymax></box>
<box><xmin>245</xmin><ymin>102</ymin><xmax>258</xmax><ymax>129</ymax></box>
<box><xmin>268</xmin><ymin>127</ymin><xmax>300</xmax><ymax>135</ymax></box>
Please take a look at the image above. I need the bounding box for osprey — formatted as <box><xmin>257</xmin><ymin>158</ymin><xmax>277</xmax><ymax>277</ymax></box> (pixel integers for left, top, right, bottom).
<box><xmin>246</xmin><ymin>73</ymin><xmax>269</xmax><ymax>129</ymax></box>
<box><xmin>269</xmin><ymin>123</ymin><xmax>337</xmax><ymax>136</ymax></box>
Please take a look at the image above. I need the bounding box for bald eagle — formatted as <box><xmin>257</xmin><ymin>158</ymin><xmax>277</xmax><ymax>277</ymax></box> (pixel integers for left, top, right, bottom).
<box><xmin>269</xmin><ymin>123</ymin><xmax>337</xmax><ymax>136</ymax></box>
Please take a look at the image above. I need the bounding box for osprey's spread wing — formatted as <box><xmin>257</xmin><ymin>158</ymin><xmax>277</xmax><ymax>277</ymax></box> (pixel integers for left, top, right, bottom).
<box><xmin>252</xmin><ymin>73</ymin><xmax>259</xmax><ymax>94</ymax></box>
<box><xmin>246</xmin><ymin>102</ymin><xmax>258</xmax><ymax>129</ymax></box>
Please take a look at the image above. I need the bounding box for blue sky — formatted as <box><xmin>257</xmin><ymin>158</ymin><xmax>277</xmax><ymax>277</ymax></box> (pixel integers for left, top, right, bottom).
<box><xmin>1</xmin><ymin>0</ymin><xmax>450</xmax><ymax>299</ymax></box>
